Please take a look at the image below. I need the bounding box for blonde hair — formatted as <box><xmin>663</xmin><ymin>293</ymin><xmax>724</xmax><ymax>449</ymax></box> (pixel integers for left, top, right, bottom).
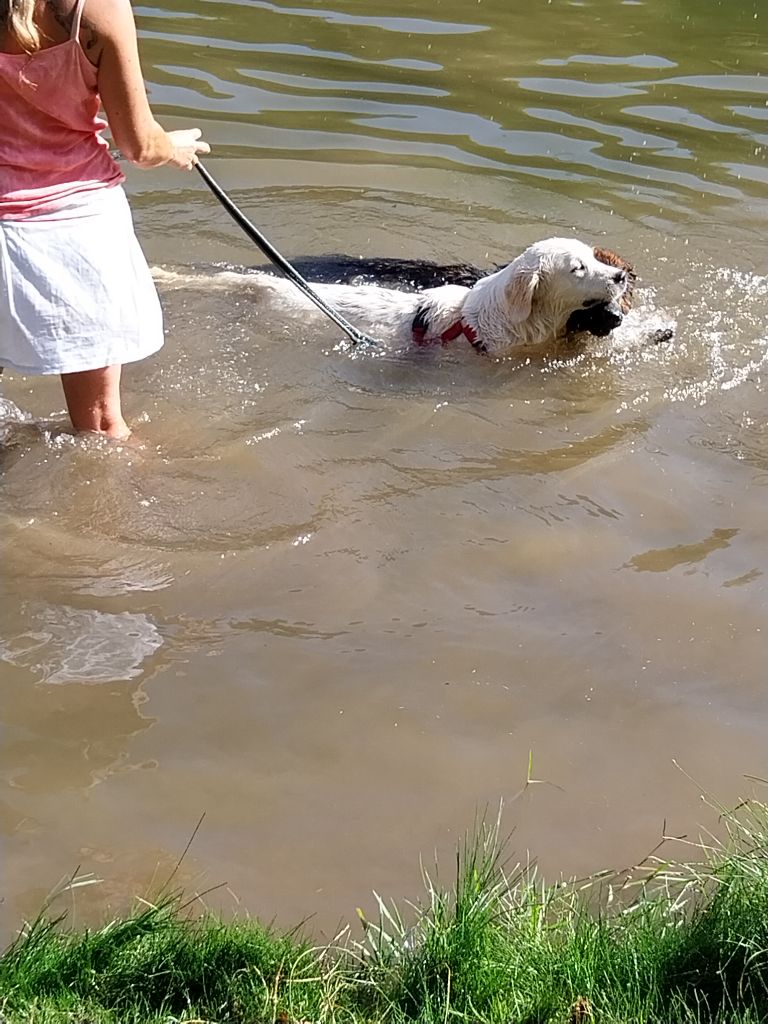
<box><xmin>2</xmin><ymin>0</ymin><xmax>43</xmax><ymax>52</ymax></box>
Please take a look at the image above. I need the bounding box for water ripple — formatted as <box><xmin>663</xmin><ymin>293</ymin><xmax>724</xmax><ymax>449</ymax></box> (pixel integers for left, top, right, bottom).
<box><xmin>136</xmin><ymin>0</ymin><xmax>768</xmax><ymax>218</ymax></box>
<box><xmin>230</xmin><ymin>0</ymin><xmax>488</xmax><ymax>35</ymax></box>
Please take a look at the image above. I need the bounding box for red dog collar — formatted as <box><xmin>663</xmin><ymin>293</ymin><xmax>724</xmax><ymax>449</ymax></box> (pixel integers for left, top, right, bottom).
<box><xmin>411</xmin><ymin>308</ymin><xmax>485</xmax><ymax>352</ymax></box>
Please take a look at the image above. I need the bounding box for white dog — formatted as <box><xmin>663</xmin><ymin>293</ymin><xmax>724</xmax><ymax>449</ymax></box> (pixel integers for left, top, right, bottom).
<box><xmin>155</xmin><ymin>236</ymin><xmax>675</xmax><ymax>355</ymax></box>
<box><xmin>251</xmin><ymin>237</ymin><xmax>633</xmax><ymax>356</ymax></box>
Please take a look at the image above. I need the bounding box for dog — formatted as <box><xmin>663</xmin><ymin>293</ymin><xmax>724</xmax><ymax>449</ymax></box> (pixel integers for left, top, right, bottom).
<box><xmin>250</xmin><ymin>237</ymin><xmax>652</xmax><ymax>356</ymax></box>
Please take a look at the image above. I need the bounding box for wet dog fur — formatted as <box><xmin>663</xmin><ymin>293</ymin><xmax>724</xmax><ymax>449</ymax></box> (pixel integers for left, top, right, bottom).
<box><xmin>251</xmin><ymin>238</ymin><xmax>662</xmax><ymax>355</ymax></box>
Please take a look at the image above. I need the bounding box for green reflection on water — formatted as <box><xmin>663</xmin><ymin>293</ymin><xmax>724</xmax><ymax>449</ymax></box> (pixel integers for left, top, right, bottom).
<box><xmin>137</xmin><ymin>0</ymin><xmax>766</xmax><ymax>222</ymax></box>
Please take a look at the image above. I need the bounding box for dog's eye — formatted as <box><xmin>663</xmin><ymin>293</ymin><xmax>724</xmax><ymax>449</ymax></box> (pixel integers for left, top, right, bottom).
<box><xmin>581</xmin><ymin>298</ymin><xmax>601</xmax><ymax>308</ymax></box>
<box><xmin>570</xmin><ymin>260</ymin><xmax>586</xmax><ymax>275</ymax></box>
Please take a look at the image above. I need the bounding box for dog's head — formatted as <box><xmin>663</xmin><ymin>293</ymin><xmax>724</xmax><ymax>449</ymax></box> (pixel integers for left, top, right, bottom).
<box><xmin>462</xmin><ymin>238</ymin><xmax>636</xmax><ymax>353</ymax></box>
<box><xmin>563</xmin><ymin>246</ymin><xmax>636</xmax><ymax>337</ymax></box>
<box><xmin>503</xmin><ymin>237</ymin><xmax>631</xmax><ymax>326</ymax></box>
<box><xmin>462</xmin><ymin>238</ymin><xmax>635</xmax><ymax>354</ymax></box>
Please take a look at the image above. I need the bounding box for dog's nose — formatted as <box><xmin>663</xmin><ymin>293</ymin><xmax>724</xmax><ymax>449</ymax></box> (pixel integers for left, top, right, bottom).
<box><xmin>613</xmin><ymin>269</ymin><xmax>627</xmax><ymax>284</ymax></box>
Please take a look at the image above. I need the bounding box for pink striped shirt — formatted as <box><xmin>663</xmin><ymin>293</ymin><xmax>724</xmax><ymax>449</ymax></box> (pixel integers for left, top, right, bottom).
<box><xmin>0</xmin><ymin>0</ymin><xmax>124</xmax><ymax>218</ymax></box>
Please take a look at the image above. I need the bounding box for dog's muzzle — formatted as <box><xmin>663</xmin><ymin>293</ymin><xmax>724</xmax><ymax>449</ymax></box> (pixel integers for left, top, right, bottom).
<box><xmin>566</xmin><ymin>300</ymin><xmax>624</xmax><ymax>338</ymax></box>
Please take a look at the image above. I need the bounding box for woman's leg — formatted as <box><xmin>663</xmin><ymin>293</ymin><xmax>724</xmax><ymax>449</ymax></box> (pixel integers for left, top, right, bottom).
<box><xmin>60</xmin><ymin>364</ymin><xmax>131</xmax><ymax>439</ymax></box>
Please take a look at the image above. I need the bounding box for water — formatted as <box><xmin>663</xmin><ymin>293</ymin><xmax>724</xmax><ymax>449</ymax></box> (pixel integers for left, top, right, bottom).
<box><xmin>1</xmin><ymin>0</ymin><xmax>767</xmax><ymax>937</ymax></box>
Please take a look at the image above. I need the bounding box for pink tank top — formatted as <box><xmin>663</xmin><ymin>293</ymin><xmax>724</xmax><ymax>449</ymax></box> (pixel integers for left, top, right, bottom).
<box><xmin>0</xmin><ymin>0</ymin><xmax>124</xmax><ymax>218</ymax></box>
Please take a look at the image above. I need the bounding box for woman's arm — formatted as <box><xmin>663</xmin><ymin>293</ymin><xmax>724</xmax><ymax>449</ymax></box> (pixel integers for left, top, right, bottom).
<box><xmin>85</xmin><ymin>0</ymin><xmax>209</xmax><ymax>169</ymax></box>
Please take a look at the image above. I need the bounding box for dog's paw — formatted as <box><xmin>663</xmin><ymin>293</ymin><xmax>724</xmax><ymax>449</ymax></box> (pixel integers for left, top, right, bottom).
<box><xmin>648</xmin><ymin>323</ymin><xmax>675</xmax><ymax>345</ymax></box>
<box><xmin>608</xmin><ymin>309</ymin><xmax>676</xmax><ymax>351</ymax></box>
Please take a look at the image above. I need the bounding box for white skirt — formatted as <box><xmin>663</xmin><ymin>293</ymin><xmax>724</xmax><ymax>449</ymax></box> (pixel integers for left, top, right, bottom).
<box><xmin>0</xmin><ymin>185</ymin><xmax>163</xmax><ymax>375</ymax></box>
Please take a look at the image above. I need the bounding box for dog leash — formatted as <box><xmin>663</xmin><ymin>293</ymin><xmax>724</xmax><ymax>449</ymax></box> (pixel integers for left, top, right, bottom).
<box><xmin>194</xmin><ymin>162</ymin><xmax>378</xmax><ymax>350</ymax></box>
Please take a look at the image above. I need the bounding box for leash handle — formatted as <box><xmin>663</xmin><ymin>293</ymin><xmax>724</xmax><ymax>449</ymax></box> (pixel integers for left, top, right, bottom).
<box><xmin>194</xmin><ymin>162</ymin><xmax>378</xmax><ymax>349</ymax></box>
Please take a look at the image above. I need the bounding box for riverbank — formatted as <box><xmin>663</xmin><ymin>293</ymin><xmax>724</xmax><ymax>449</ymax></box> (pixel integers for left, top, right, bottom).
<box><xmin>3</xmin><ymin>800</ymin><xmax>768</xmax><ymax>1024</ymax></box>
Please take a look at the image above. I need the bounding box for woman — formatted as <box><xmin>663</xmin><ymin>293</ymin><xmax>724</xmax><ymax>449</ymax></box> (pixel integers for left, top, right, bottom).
<box><xmin>0</xmin><ymin>0</ymin><xmax>210</xmax><ymax>438</ymax></box>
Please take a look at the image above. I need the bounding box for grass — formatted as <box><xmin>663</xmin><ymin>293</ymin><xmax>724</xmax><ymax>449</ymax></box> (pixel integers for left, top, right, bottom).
<box><xmin>4</xmin><ymin>798</ymin><xmax>768</xmax><ymax>1024</ymax></box>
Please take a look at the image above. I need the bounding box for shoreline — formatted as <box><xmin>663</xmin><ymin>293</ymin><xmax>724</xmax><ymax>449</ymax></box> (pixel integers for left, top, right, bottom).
<box><xmin>3</xmin><ymin>801</ymin><xmax>768</xmax><ymax>1023</ymax></box>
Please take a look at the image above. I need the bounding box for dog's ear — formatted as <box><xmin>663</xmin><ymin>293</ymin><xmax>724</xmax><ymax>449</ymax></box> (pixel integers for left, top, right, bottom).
<box><xmin>593</xmin><ymin>247</ymin><xmax>636</xmax><ymax>313</ymax></box>
<box><xmin>593</xmin><ymin>246</ymin><xmax>634</xmax><ymax>275</ymax></box>
<box><xmin>503</xmin><ymin>264</ymin><xmax>541</xmax><ymax>323</ymax></box>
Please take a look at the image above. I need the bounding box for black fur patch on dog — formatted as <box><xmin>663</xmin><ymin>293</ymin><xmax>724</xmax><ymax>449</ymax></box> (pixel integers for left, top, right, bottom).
<box><xmin>255</xmin><ymin>254</ymin><xmax>486</xmax><ymax>290</ymax></box>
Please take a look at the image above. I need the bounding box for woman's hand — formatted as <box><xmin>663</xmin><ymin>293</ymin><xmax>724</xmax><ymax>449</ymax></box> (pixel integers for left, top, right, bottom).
<box><xmin>165</xmin><ymin>128</ymin><xmax>211</xmax><ymax>170</ymax></box>
<box><xmin>94</xmin><ymin>0</ymin><xmax>212</xmax><ymax>169</ymax></box>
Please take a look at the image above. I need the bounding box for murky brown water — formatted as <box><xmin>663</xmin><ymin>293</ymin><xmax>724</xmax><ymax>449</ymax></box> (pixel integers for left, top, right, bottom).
<box><xmin>2</xmin><ymin>0</ymin><xmax>767</xmax><ymax>939</ymax></box>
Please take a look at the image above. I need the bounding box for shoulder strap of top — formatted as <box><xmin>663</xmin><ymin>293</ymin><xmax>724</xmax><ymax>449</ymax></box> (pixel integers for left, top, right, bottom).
<box><xmin>70</xmin><ymin>0</ymin><xmax>87</xmax><ymax>40</ymax></box>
